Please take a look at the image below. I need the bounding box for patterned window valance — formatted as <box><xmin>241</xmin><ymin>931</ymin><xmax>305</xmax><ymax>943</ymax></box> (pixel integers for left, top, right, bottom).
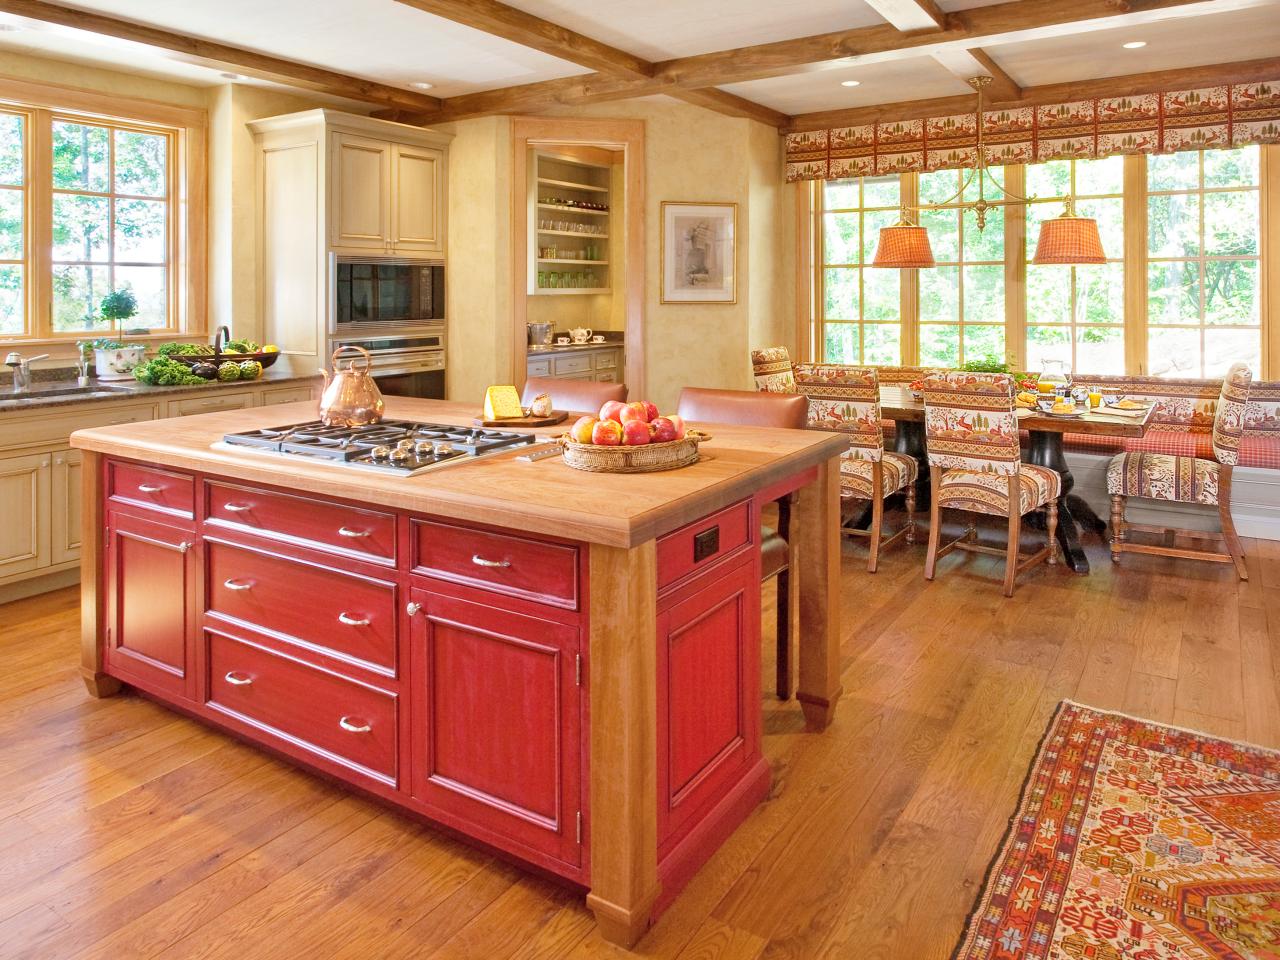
<box><xmin>785</xmin><ymin>80</ymin><xmax>1280</xmax><ymax>182</ymax></box>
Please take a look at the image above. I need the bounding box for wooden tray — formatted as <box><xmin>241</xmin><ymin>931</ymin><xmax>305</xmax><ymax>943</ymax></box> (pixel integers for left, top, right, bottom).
<box><xmin>473</xmin><ymin>411</ymin><xmax>569</xmax><ymax>428</ymax></box>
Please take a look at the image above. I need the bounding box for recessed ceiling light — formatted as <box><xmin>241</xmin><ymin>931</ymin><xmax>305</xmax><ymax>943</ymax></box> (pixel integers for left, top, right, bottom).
<box><xmin>1122</xmin><ymin>41</ymin><xmax>1147</xmax><ymax>49</ymax></box>
<box><xmin>219</xmin><ymin>72</ymin><xmax>241</xmax><ymax>81</ymax></box>
<box><xmin>410</xmin><ymin>81</ymin><xmax>434</xmax><ymax>90</ymax></box>
<box><xmin>0</xmin><ymin>23</ymin><xmax>19</xmax><ymax>32</ymax></box>
<box><xmin>841</xmin><ymin>80</ymin><xmax>861</xmax><ymax>87</ymax></box>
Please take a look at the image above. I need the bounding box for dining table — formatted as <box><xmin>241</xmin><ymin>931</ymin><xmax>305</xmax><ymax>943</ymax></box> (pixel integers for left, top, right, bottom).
<box><xmin>877</xmin><ymin>384</ymin><xmax>1157</xmax><ymax>574</ymax></box>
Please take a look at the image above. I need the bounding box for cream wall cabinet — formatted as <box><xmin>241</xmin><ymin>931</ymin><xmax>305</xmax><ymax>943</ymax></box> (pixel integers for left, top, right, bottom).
<box><xmin>332</xmin><ymin>133</ymin><xmax>392</xmax><ymax>252</ymax></box>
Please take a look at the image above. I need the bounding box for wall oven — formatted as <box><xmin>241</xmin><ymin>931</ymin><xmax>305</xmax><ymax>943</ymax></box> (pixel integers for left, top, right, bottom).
<box><xmin>333</xmin><ymin>256</ymin><xmax>444</xmax><ymax>330</ymax></box>
<box><xmin>330</xmin><ymin>329</ymin><xmax>446</xmax><ymax>400</ymax></box>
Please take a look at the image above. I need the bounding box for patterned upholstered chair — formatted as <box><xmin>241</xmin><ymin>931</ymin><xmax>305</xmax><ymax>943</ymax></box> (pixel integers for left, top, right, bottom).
<box><xmin>795</xmin><ymin>363</ymin><xmax>917</xmax><ymax>572</ymax></box>
<box><xmin>750</xmin><ymin>346</ymin><xmax>796</xmax><ymax>393</ymax></box>
<box><xmin>1106</xmin><ymin>362</ymin><xmax>1251</xmax><ymax>579</ymax></box>
<box><xmin>921</xmin><ymin>372</ymin><xmax>1060</xmax><ymax>597</ymax></box>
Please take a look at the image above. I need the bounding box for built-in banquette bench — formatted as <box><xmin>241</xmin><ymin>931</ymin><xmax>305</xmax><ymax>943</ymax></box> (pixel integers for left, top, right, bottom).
<box><xmin>751</xmin><ymin>348</ymin><xmax>1280</xmax><ymax>539</ymax></box>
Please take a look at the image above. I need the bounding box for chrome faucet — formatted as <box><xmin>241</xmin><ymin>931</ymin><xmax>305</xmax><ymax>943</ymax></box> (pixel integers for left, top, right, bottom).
<box><xmin>4</xmin><ymin>352</ymin><xmax>49</xmax><ymax>393</ymax></box>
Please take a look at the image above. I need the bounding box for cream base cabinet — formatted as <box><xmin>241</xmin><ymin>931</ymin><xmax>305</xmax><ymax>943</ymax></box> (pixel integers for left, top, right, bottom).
<box><xmin>0</xmin><ymin>451</ymin><xmax>51</xmax><ymax>580</ymax></box>
<box><xmin>51</xmin><ymin>449</ymin><xmax>82</xmax><ymax>567</ymax></box>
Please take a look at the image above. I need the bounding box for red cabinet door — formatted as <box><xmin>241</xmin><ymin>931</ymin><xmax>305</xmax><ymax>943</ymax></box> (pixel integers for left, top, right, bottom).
<box><xmin>407</xmin><ymin>586</ymin><xmax>582</xmax><ymax>871</ymax></box>
<box><xmin>656</xmin><ymin>553</ymin><xmax>761</xmax><ymax>855</ymax></box>
<box><xmin>105</xmin><ymin>511</ymin><xmax>197</xmax><ymax>700</ymax></box>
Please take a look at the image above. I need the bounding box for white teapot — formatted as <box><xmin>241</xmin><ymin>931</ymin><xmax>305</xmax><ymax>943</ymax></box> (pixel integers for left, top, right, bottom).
<box><xmin>568</xmin><ymin>327</ymin><xmax>592</xmax><ymax>344</ymax></box>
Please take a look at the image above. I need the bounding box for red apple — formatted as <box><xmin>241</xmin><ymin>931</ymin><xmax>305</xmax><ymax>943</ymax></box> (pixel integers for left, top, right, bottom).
<box><xmin>570</xmin><ymin>416</ymin><xmax>597</xmax><ymax>444</ymax></box>
<box><xmin>641</xmin><ymin>400</ymin><xmax>659</xmax><ymax>422</ymax></box>
<box><xmin>599</xmin><ymin>400</ymin><xmax>626</xmax><ymax>423</ymax></box>
<box><xmin>650</xmin><ymin>416</ymin><xmax>678</xmax><ymax>443</ymax></box>
<box><xmin>591</xmin><ymin>419</ymin><xmax>623</xmax><ymax>446</ymax></box>
<box><xmin>622</xmin><ymin>420</ymin><xmax>651</xmax><ymax>445</ymax></box>
<box><xmin>620</xmin><ymin>401</ymin><xmax>651</xmax><ymax>424</ymax></box>
<box><xmin>667</xmin><ymin>415</ymin><xmax>686</xmax><ymax>439</ymax></box>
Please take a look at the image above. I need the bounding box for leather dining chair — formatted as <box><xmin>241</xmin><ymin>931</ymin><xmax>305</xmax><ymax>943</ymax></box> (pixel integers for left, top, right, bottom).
<box><xmin>521</xmin><ymin>376</ymin><xmax>627</xmax><ymax>416</ymax></box>
<box><xmin>676</xmin><ymin>387</ymin><xmax>808</xmax><ymax>699</ymax></box>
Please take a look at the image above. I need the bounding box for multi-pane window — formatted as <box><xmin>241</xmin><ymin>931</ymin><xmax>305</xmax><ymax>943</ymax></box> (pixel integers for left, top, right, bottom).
<box><xmin>0</xmin><ymin>111</ymin><xmax>23</xmax><ymax>336</ymax></box>
<box><xmin>1147</xmin><ymin>146</ymin><xmax>1261</xmax><ymax>377</ymax></box>
<box><xmin>1025</xmin><ymin>155</ymin><xmax>1126</xmax><ymax>375</ymax></box>
<box><xmin>819</xmin><ymin>175</ymin><xmax>902</xmax><ymax>365</ymax></box>
<box><xmin>917</xmin><ymin>167</ymin><xmax>1006</xmax><ymax>367</ymax></box>
<box><xmin>51</xmin><ymin>119</ymin><xmax>171</xmax><ymax>334</ymax></box>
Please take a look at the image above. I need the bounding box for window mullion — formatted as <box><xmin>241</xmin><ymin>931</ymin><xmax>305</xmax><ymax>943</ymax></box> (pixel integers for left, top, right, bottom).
<box><xmin>30</xmin><ymin>108</ymin><xmax>53</xmax><ymax>340</ymax></box>
<box><xmin>1263</xmin><ymin>145</ymin><xmax>1280</xmax><ymax>379</ymax></box>
<box><xmin>1123</xmin><ymin>154</ymin><xmax>1148</xmax><ymax>375</ymax></box>
<box><xmin>1004</xmin><ymin>164</ymin><xmax>1027</xmax><ymax>371</ymax></box>
<box><xmin>901</xmin><ymin>171</ymin><xmax>919</xmax><ymax>365</ymax></box>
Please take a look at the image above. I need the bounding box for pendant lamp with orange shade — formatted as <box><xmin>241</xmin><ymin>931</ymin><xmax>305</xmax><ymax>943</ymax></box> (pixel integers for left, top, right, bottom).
<box><xmin>1032</xmin><ymin>198</ymin><xmax>1107</xmax><ymax>265</ymax></box>
<box><xmin>871</xmin><ymin>212</ymin><xmax>936</xmax><ymax>269</ymax></box>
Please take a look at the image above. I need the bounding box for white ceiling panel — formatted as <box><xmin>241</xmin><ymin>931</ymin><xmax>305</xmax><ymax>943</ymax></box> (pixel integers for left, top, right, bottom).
<box><xmin>504</xmin><ymin>1</ymin><xmax>886</xmax><ymax>61</ymax></box>
<box><xmin>719</xmin><ymin>56</ymin><xmax>967</xmax><ymax>115</ymax></box>
<box><xmin>991</xmin><ymin>5</ymin><xmax>1280</xmax><ymax>88</ymax></box>
<box><xmin>0</xmin><ymin>0</ymin><xmax>592</xmax><ymax>97</ymax></box>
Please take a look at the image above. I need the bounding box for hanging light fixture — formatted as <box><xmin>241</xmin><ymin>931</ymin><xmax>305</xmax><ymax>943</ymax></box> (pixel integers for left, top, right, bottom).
<box><xmin>872</xmin><ymin>75</ymin><xmax>1108</xmax><ymax>267</ymax></box>
<box><xmin>1032</xmin><ymin>197</ymin><xmax>1107</xmax><ymax>264</ymax></box>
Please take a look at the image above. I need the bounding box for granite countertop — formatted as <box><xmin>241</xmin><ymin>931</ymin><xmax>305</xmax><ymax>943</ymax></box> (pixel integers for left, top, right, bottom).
<box><xmin>527</xmin><ymin>339</ymin><xmax>624</xmax><ymax>357</ymax></box>
<box><xmin>0</xmin><ymin>370</ymin><xmax>319</xmax><ymax>415</ymax></box>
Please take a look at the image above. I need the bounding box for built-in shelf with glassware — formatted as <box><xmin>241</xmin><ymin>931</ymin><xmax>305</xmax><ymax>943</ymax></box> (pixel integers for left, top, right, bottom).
<box><xmin>529</xmin><ymin>151</ymin><xmax>612</xmax><ymax>296</ymax></box>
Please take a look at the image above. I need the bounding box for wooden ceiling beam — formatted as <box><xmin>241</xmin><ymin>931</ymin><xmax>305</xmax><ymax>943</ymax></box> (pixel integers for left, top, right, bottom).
<box><xmin>931</xmin><ymin>48</ymin><xmax>1022</xmax><ymax>101</ymax></box>
<box><xmin>785</xmin><ymin>55</ymin><xmax>1280</xmax><ymax>132</ymax></box>
<box><xmin>669</xmin><ymin>88</ymin><xmax>790</xmax><ymax>128</ymax></box>
<box><xmin>389</xmin><ymin>0</ymin><xmax>653</xmax><ymax>78</ymax></box>
<box><xmin>863</xmin><ymin>0</ymin><xmax>948</xmax><ymax>33</ymax></box>
<box><xmin>0</xmin><ymin>0</ymin><xmax>443</xmax><ymax>112</ymax></box>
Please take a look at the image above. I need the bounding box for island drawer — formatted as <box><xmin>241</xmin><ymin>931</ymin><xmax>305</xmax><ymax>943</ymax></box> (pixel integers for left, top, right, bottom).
<box><xmin>206</xmin><ymin>481</ymin><xmax>397</xmax><ymax>564</ymax></box>
<box><xmin>656</xmin><ymin>500</ymin><xmax>753</xmax><ymax>591</ymax></box>
<box><xmin>166</xmin><ymin>391</ymin><xmax>255</xmax><ymax>418</ymax></box>
<box><xmin>206</xmin><ymin>539</ymin><xmax>398</xmax><ymax>675</ymax></box>
<box><xmin>108</xmin><ymin>460</ymin><xmax>195</xmax><ymax>519</ymax></box>
<box><xmin>207</xmin><ymin>630</ymin><xmax>398</xmax><ymax>784</ymax></box>
<box><xmin>410</xmin><ymin>520</ymin><xmax>579</xmax><ymax>610</ymax></box>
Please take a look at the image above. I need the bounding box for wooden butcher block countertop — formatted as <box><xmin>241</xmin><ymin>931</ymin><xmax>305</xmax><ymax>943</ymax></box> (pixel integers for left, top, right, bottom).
<box><xmin>71</xmin><ymin>397</ymin><xmax>847</xmax><ymax>548</ymax></box>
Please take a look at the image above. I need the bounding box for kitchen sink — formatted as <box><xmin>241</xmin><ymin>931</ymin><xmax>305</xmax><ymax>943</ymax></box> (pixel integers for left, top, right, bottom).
<box><xmin>5</xmin><ymin>384</ymin><xmax>134</xmax><ymax>399</ymax></box>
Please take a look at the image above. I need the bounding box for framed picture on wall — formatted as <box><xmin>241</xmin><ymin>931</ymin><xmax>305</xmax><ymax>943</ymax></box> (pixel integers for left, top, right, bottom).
<box><xmin>660</xmin><ymin>202</ymin><xmax>737</xmax><ymax>304</ymax></box>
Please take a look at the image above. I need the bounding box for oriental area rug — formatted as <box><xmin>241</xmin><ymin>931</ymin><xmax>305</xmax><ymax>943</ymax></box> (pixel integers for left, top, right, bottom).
<box><xmin>954</xmin><ymin>701</ymin><xmax>1280</xmax><ymax>960</ymax></box>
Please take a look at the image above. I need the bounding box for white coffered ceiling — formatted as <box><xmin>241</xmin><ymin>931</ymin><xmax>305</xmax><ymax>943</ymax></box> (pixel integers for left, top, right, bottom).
<box><xmin>0</xmin><ymin>0</ymin><xmax>1277</xmax><ymax>119</ymax></box>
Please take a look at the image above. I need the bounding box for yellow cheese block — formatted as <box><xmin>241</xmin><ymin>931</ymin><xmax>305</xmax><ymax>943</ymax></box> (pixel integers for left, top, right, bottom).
<box><xmin>483</xmin><ymin>385</ymin><xmax>524</xmax><ymax>420</ymax></box>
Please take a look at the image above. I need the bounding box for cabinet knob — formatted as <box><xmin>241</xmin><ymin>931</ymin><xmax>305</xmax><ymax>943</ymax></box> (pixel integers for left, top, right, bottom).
<box><xmin>178</xmin><ymin>541</ymin><xmax>192</xmax><ymax>554</ymax></box>
<box><xmin>224</xmin><ymin>672</ymin><xmax>253</xmax><ymax>686</ymax></box>
<box><xmin>405</xmin><ymin>602</ymin><xmax>422</xmax><ymax>616</ymax></box>
<box><xmin>339</xmin><ymin>717</ymin><xmax>372</xmax><ymax>734</ymax></box>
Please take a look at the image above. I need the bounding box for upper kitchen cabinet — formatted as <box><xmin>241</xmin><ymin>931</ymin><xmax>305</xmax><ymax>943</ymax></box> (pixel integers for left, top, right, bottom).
<box><xmin>330</xmin><ymin>132</ymin><xmax>446</xmax><ymax>255</ymax></box>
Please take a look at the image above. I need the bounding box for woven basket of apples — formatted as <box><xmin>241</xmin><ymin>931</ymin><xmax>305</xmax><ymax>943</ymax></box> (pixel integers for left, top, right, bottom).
<box><xmin>562</xmin><ymin>401</ymin><xmax>710</xmax><ymax>473</ymax></box>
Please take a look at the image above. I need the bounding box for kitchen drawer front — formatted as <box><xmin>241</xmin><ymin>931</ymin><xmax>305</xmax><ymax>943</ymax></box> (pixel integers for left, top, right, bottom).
<box><xmin>260</xmin><ymin>385</ymin><xmax>316</xmax><ymax>406</ymax></box>
<box><xmin>552</xmin><ymin>354</ymin><xmax>592</xmax><ymax>376</ymax></box>
<box><xmin>108</xmin><ymin>460</ymin><xmax>195</xmax><ymax>519</ymax></box>
<box><xmin>595</xmin><ymin>372</ymin><xmax>617</xmax><ymax>383</ymax></box>
<box><xmin>166</xmin><ymin>391</ymin><xmax>255</xmax><ymax>418</ymax></box>
<box><xmin>3</xmin><ymin>402</ymin><xmax>155</xmax><ymax>451</ymax></box>
<box><xmin>411</xmin><ymin>519</ymin><xmax>579</xmax><ymax>610</ymax></box>
<box><xmin>207</xmin><ymin>630</ymin><xmax>398</xmax><ymax>785</ymax></box>
<box><xmin>656</xmin><ymin>500</ymin><xmax>753</xmax><ymax>592</ymax></box>
<box><xmin>206</xmin><ymin>481</ymin><xmax>397</xmax><ymax>564</ymax></box>
<box><xmin>527</xmin><ymin>359</ymin><xmax>552</xmax><ymax>378</ymax></box>
<box><xmin>594</xmin><ymin>350</ymin><xmax>619</xmax><ymax>370</ymax></box>
<box><xmin>206</xmin><ymin>539</ymin><xmax>398</xmax><ymax>675</ymax></box>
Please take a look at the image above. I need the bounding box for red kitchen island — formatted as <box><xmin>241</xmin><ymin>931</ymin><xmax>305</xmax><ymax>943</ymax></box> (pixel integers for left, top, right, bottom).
<box><xmin>71</xmin><ymin>397</ymin><xmax>846</xmax><ymax>948</ymax></box>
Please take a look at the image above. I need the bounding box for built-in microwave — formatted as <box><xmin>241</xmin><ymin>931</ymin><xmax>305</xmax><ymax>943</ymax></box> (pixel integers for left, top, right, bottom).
<box><xmin>333</xmin><ymin>256</ymin><xmax>444</xmax><ymax>330</ymax></box>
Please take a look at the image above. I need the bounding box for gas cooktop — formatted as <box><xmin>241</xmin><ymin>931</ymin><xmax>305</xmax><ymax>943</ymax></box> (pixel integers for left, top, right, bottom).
<box><xmin>218</xmin><ymin>419</ymin><xmax>537</xmax><ymax>476</ymax></box>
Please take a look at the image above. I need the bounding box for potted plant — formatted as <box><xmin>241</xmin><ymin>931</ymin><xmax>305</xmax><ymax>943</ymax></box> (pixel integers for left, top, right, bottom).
<box><xmin>88</xmin><ymin>291</ymin><xmax>146</xmax><ymax>380</ymax></box>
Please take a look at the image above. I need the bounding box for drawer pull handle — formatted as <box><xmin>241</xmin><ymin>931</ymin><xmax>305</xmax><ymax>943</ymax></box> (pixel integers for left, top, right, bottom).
<box><xmin>405</xmin><ymin>602</ymin><xmax>422</xmax><ymax>616</ymax></box>
<box><xmin>223</xmin><ymin>503</ymin><xmax>252</xmax><ymax>513</ymax></box>
<box><xmin>471</xmin><ymin>555</ymin><xmax>511</xmax><ymax>569</ymax></box>
<box><xmin>338</xmin><ymin>527</ymin><xmax>370</xmax><ymax>538</ymax></box>
<box><xmin>224</xmin><ymin>578</ymin><xmax>254</xmax><ymax>591</ymax></box>
<box><xmin>225</xmin><ymin>672</ymin><xmax>253</xmax><ymax>686</ymax></box>
<box><xmin>338</xmin><ymin>612</ymin><xmax>370</xmax><ymax>627</ymax></box>
<box><xmin>137</xmin><ymin>483</ymin><xmax>165</xmax><ymax>494</ymax></box>
<box><xmin>339</xmin><ymin>717</ymin><xmax>372</xmax><ymax>734</ymax></box>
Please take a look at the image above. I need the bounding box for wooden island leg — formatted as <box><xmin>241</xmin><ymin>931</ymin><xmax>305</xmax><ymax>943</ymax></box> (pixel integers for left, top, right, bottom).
<box><xmin>586</xmin><ymin>540</ymin><xmax>660</xmax><ymax>948</ymax></box>
<box><xmin>793</xmin><ymin>456</ymin><xmax>843</xmax><ymax>730</ymax></box>
<box><xmin>80</xmin><ymin>450</ymin><xmax>120</xmax><ymax>699</ymax></box>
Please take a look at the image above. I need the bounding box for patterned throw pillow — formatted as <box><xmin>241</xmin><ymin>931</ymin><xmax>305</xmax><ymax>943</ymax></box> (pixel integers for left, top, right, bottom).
<box><xmin>1212</xmin><ymin>362</ymin><xmax>1252</xmax><ymax>466</ymax></box>
<box><xmin>920</xmin><ymin>371</ymin><xmax>1020</xmax><ymax>476</ymax></box>
<box><xmin>750</xmin><ymin>346</ymin><xmax>796</xmax><ymax>393</ymax></box>
<box><xmin>794</xmin><ymin>364</ymin><xmax>883</xmax><ymax>462</ymax></box>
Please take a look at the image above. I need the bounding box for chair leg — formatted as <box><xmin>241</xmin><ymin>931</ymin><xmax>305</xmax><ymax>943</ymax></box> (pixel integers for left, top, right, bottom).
<box><xmin>924</xmin><ymin>465</ymin><xmax>942</xmax><ymax>581</ymax></box>
<box><xmin>867</xmin><ymin>461</ymin><xmax>884</xmax><ymax>573</ymax></box>
<box><xmin>1110</xmin><ymin>494</ymin><xmax>1126</xmax><ymax>563</ymax></box>
<box><xmin>1046</xmin><ymin>499</ymin><xmax>1058</xmax><ymax>565</ymax></box>
<box><xmin>775</xmin><ymin>568</ymin><xmax>791</xmax><ymax>699</ymax></box>
<box><xmin>1003</xmin><ymin>475</ymin><xmax>1021</xmax><ymax>598</ymax></box>
<box><xmin>1219</xmin><ymin>466</ymin><xmax>1249</xmax><ymax>581</ymax></box>
<box><xmin>904</xmin><ymin>482</ymin><xmax>917</xmax><ymax>546</ymax></box>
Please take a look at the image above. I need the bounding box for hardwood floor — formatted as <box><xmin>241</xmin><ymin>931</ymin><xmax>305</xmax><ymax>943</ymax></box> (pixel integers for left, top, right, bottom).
<box><xmin>2</xmin><ymin>525</ymin><xmax>1278</xmax><ymax>960</ymax></box>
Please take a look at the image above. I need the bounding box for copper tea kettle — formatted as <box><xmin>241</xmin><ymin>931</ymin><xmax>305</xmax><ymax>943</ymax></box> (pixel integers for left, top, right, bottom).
<box><xmin>318</xmin><ymin>345</ymin><xmax>385</xmax><ymax>427</ymax></box>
